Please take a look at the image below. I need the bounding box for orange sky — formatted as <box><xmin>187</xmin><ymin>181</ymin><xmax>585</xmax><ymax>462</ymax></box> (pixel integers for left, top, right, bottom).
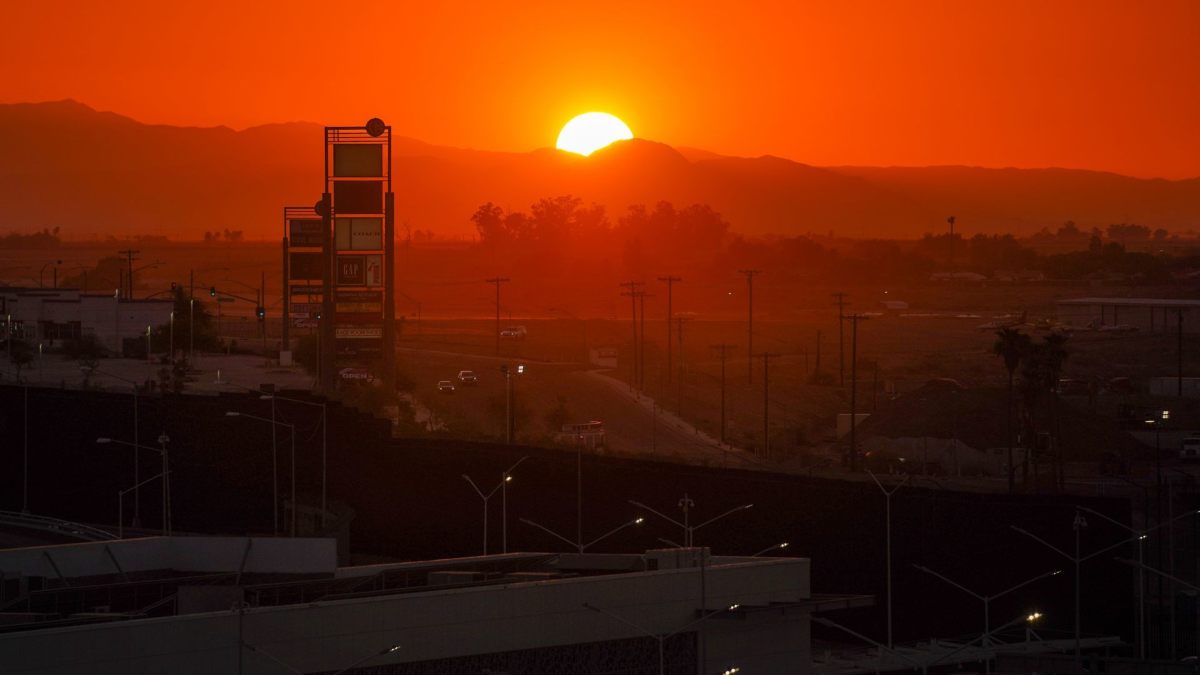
<box><xmin>4</xmin><ymin>0</ymin><xmax>1199</xmax><ymax>178</ymax></box>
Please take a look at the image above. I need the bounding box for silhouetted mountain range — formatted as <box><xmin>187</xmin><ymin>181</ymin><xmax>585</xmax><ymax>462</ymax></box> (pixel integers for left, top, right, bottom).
<box><xmin>2</xmin><ymin>100</ymin><xmax>1198</xmax><ymax>240</ymax></box>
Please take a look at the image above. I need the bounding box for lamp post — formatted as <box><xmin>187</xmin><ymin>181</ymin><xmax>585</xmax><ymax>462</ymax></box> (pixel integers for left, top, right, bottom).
<box><xmin>499</xmin><ymin>363</ymin><xmax>525</xmax><ymax>444</ymax></box>
<box><xmin>629</xmin><ymin>496</ymin><xmax>753</xmax><ymax>548</ymax></box>
<box><xmin>914</xmin><ymin>564</ymin><xmax>1062</xmax><ymax>651</ymax></box>
<box><xmin>500</xmin><ymin>455</ymin><xmax>529</xmax><ymax>554</ymax></box>
<box><xmin>464</xmin><ymin>456</ymin><xmax>528</xmax><ymax>556</ymax></box>
<box><xmin>226</xmin><ymin>411</ymin><xmax>294</xmax><ymax>536</ymax></box>
<box><xmin>97</xmin><ymin>436</ymin><xmax>171</xmax><ymax>535</ymax></box>
<box><xmin>259</xmin><ymin>393</ymin><xmax>328</xmax><ymax>530</ymax></box>
<box><xmin>584</xmin><ymin>601</ymin><xmax>741</xmax><ymax>675</ymax></box>
<box><xmin>117</xmin><ymin>471</ymin><xmax>168</xmax><ymax>538</ymax></box>
<box><xmin>88</xmin><ymin>368</ymin><xmax>142</xmax><ymax>525</ymax></box>
<box><xmin>521</xmin><ymin>516</ymin><xmax>644</xmax><ymax>554</ymax></box>
<box><xmin>867</xmin><ymin>469</ymin><xmax>909</xmax><ymax>649</ymax></box>
<box><xmin>752</xmin><ymin>541</ymin><xmax>789</xmax><ymax>557</ymax></box>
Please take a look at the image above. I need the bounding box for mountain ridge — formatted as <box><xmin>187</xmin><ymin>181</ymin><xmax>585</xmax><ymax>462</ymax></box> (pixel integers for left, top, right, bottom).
<box><xmin>2</xmin><ymin>100</ymin><xmax>1197</xmax><ymax>240</ymax></box>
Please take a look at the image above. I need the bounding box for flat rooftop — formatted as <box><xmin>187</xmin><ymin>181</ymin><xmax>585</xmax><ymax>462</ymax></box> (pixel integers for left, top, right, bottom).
<box><xmin>1057</xmin><ymin>297</ymin><xmax>1200</xmax><ymax>307</ymax></box>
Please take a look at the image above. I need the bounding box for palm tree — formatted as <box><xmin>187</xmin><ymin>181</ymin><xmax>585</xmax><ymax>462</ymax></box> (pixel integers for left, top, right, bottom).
<box><xmin>993</xmin><ymin>328</ymin><xmax>1031</xmax><ymax>493</ymax></box>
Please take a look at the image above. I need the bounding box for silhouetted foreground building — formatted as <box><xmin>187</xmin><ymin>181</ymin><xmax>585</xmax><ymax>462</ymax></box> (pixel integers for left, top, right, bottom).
<box><xmin>0</xmin><ymin>537</ymin><xmax>859</xmax><ymax>674</ymax></box>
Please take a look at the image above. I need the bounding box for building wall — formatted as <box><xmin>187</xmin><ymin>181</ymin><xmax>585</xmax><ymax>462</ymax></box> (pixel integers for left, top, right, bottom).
<box><xmin>0</xmin><ymin>289</ymin><xmax>171</xmax><ymax>351</ymax></box>
<box><xmin>0</xmin><ymin>556</ymin><xmax>811</xmax><ymax>675</ymax></box>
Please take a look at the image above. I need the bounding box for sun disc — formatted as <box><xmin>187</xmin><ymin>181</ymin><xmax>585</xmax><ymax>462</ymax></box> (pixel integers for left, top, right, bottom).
<box><xmin>556</xmin><ymin>112</ymin><xmax>633</xmax><ymax>156</ymax></box>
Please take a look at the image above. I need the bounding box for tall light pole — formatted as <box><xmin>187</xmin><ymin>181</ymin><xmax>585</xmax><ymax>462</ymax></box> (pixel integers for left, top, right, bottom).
<box><xmin>630</xmin><ymin>496</ymin><xmax>752</xmax><ymax>548</ymax></box>
<box><xmin>97</xmin><ymin>436</ymin><xmax>171</xmax><ymax>536</ymax></box>
<box><xmin>226</xmin><ymin>411</ymin><xmax>295</xmax><ymax>536</ymax></box>
<box><xmin>260</xmin><ymin>393</ymin><xmax>329</xmax><ymax>530</ymax></box>
<box><xmin>500</xmin><ymin>364</ymin><xmax>525</xmax><ymax>444</ymax></box>
<box><xmin>521</xmin><ymin>516</ymin><xmax>644</xmax><ymax>554</ymax></box>
<box><xmin>914</xmin><ymin>564</ymin><xmax>1062</xmax><ymax>653</ymax></box>
<box><xmin>89</xmin><ymin>368</ymin><xmax>141</xmax><ymax>525</ymax></box>
<box><xmin>738</xmin><ymin>270</ymin><xmax>761</xmax><ymax>383</ymax></box>
<box><xmin>500</xmin><ymin>455</ymin><xmax>529</xmax><ymax>554</ymax></box>
<box><xmin>462</xmin><ymin>473</ymin><xmax>503</xmax><ymax>555</ymax></box>
<box><xmin>867</xmin><ymin>470</ymin><xmax>908</xmax><ymax>649</ymax></box>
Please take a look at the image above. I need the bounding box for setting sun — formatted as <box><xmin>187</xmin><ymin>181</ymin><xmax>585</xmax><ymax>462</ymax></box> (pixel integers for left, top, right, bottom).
<box><xmin>555</xmin><ymin>112</ymin><xmax>633</xmax><ymax>156</ymax></box>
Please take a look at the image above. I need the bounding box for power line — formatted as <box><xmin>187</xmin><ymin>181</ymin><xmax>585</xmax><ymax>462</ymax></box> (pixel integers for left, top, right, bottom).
<box><xmin>657</xmin><ymin>275</ymin><xmax>682</xmax><ymax>383</ymax></box>
<box><xmin>118</xmin><ymin>249</ymin><xmax>140</xmax><ymax>299</ymax></box>
<box><xmin>710</xmin><ymin>343</ymin><xmax>737</xmax><ymax>445</ymax></box>
<box><xmin>738</xmin><ymin>270</ymin><xmax>762</xmax><ymax>383</ymax></box>
<box><xmin>619</xmin><ymin>281</ymin><xmax>644</xmax><ymax>388</ymax></box>
<box><xmin>485</xmin><ymin>277</ymin><xmax>510</xmax><ymax>355</ymax></box>
<box><xmin>756</xmin><ymin>352</ymin><xmax>781</xmax><ymax>461</ymax></box>
<box><xmin>832</xmin><ymin>291</ymin><xmax>849</xmax><ymax>386</ymax></box>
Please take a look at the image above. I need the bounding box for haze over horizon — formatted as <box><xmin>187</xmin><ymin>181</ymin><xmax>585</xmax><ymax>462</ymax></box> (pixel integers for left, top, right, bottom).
<box><xmin>4</xmin><ymin>1</ymin><xmax>1199</xmax><ymax>179</ymax></box>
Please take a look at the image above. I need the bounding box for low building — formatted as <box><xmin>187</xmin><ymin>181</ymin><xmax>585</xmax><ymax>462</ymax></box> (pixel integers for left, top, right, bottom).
<box><xmin>1056</xmin><ymin>297</ymin><xmax>1200</xmax><ymax>333</ymax></box>
<box><xmin>0</xmin><ymin>536</ymin><xmax>867</xmax><ymax>674</ymax></box>
<box><xmin>0</xmin><ymin>287</ymin><xmax>171</xmax><ymax>353</ymax></box>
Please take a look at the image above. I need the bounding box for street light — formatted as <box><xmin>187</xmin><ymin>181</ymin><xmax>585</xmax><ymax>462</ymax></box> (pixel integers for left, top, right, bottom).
<box><xmin>867</xmin><ymin>469</ymin><xmax>908</xmax><ymax>649</ymax></box>
<box><xmin>752</xmin><ymin>541</ymin><xmax>789</xmax><ymax>557</ymax></box>
<box><xmin>628</xmin><ymin>496</ymin><xmax>753</xmax><ymax>548</ymax></box>
<box><xmin>87</xmin><ymin>367</ymin><xmax>142</xmax><ymax>525</ymax></box>
<box><xmin>332</xmin><ymin>644</ymin><xmax>404</xmax><ymax>675</ymax></box>
<box><xmin>521</xmin><ymin>516</ymin><xmax>644</xmax><ymax>554</ymax></box>
<box><xmin>913</xmin><ymin>564</ymin><xmax>1062</xmax><ymax>648</ymax></box>
<box><xmin>259</xmin><ymin>393</ymin><xmax>329</xmax><ymax>530</ymax></box>
<box><xmin>584</xmin><ymin>601</ymin><xmax>741</xmax><ymax>675</ymax></box>
<box><xmin>500</xmin><ymin>455</ymin><xmax>528</xmax><ymax>554</ymax></box>
<box><xmin>97</xmin><ymin>435</ymin><xmax>171</xmax><ymax>535</ymax></box>
<box><xmin>463</xmin><ymin>456</ymin><xmax>527</xmax><ymax>555</ymax></box>
<box><xmin>227</xmin><ymin>411</ymin><xmax>295</xmax><ymax>536</ymax></box>
<box><xmin>116</xmin><ymin>471</ymin><xmax>169</xmax><ymax>538</ymax></box>
<box><xmin>499</xmin><ymin>364</ymin><xmax>526</xmax><ymax>444</ymax></box>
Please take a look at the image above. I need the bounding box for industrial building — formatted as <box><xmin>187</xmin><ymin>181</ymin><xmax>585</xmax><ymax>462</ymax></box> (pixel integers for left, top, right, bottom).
<box><xmin>0</xmin><ymin>287</ymin><xmax>172</xmax><ymax>354</ymax></box>
<box><xmin>0</xmin><ymin>536</ymin><xmax>863</xmax><ymax>674</ymax></box>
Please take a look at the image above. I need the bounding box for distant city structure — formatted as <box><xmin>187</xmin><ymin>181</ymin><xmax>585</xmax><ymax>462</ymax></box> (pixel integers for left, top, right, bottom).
<box><xmin>0</xmin><ymin>536</ymin><xmax>850</xmax><ymax>674</ymax></box>
<box><xmin>1056</xmin><ymin>297</ymin><xmax>1200</xmax><ymax>333</ymax></box>
<box><xmin>0</xmin><ymin>287</ymin><xmax>171</xmax><ymax>354</ymax></box>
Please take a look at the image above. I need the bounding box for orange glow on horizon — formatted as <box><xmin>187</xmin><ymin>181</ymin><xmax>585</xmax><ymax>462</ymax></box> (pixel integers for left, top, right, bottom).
<box><xmin>1</xmin><ymin>1</ymin><xmax>1198</xmax><ymax>178</ymax></box>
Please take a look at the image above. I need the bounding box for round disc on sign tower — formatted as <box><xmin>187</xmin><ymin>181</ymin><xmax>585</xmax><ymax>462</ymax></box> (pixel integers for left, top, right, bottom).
<box><xmin>365</xmin><ymin>118</ymin><xmax>387</xmax><ymax>137</ymax></box>
<box><xmin>314</xmin><ymin>197</ymin><xmax>330</xmax><ymax>217</ymax></box>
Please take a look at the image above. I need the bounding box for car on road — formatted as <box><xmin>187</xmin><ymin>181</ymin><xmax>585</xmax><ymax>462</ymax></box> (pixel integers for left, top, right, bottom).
<box><xmin>457</xmin><ymin>370</ymin><xmax>479</xmax><ymax>385</ymax></box>
<box><xmin>500</xmin><ymin>325</ymin><xmax>528</xmax><ymax>340</ymax></box>
<box><xmin>437</xmin><ymin>380</ymin><xmax>456</xmax><ymax>393</ymax></box>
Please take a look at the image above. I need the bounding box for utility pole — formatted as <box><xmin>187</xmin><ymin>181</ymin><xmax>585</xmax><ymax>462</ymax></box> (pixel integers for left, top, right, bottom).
<box><xmin>757</xmin><ymin>353</ymin><xmax>779</xmax><ymax>460</ymax></box>
<box><xmin>119</xmin><ymin>249</ymin><xmax>140</xmax><ymax>299</ymax></box>
<box><xmin>1178</xmin><ymin>307</ymin><xmax>1185</xmax><ymax>397</ymax></box>
<box><xmin>711</xmin><ymin>344</ymin><xmax>736</xmax><ymax>445</ymax></box>
<box><xmin>657</xmin><ymin>276</ymin><xmax>682</xmax><ymax>383</ymax></box>
<box><xmin>188</xmin><ymin>270</ymin><xmax>195</xmax><ymax>362</ymax></box>
<box><xmin>738</xmin><ymin>270</ymin><xmax>762</xmax><ymax>383</ymax></box>
<box><xmin>947</xmin><ymin>215</ymin><xmax>957</xmax><ymax>268</ymax></box>
<box><xmin>485</xmin><ymin>277</ymin><xmax>510</xmax><ymax>356</ymax></box>
<box><xmin>832</xmin><ymin>292</ymin><xmax>848</xmax><ymax>386</ymax></box>
<box><xmin>637</xmin><ymin>290</ymin><xmax>652</xmax><ymax>389</ymax></box>
<box><xmin>675</xmin><ymin>315</ymin><xmax>692</xmax><ymax>416</ymax></box>
<box><xmin>619</xmin><ymin>281</ymin><xmax>643</xmax><ymax>388</ymax></box>
<box><xmin>844</xmin><ymin>314</ymin><xmax>867</xmax><ymax>471</ymax></box>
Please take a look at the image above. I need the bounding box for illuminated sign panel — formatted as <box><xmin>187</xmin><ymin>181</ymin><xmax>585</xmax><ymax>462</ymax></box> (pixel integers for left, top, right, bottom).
<box><xmin>337</xmin><ymin>256</ymin><xmax>366</xmax><ymax>285</ymax></box>
<box><xmin>334</xmin><ymin>218</ymin><xmax>383</xmax><ymax>250</ymax></box>
<box><xmin>333</xmin><ymin>144</ymin><xmax>383</xmax><ymax>177</ymax></box>
<box><xmin>288</xmin><ymin>219</ymin><xmax>324</xmax><ymax>247</ymax></box>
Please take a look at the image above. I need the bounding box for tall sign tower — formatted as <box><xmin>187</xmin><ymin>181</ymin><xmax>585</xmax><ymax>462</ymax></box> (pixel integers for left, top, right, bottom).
<box><xmin>319</xmin><ymin>119</ymin><xmax>396</xmax><ymax>391</ymax></box>
<box><xmin>283</xmin><ymin>205</ymin><xmax>324</xmax><ymax>363</ymax></box>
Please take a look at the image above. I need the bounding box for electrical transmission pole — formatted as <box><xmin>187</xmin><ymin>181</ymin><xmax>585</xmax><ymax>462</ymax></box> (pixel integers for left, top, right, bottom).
<box><xmin>637</xmin><ymin>290</ymin><xmax>652</xmax><ymax>389</ymax></box>
<box><xmin>739</xmin><ymin>270</ymin><xmax>762</xmax><ymax>383</ymax></box>
<box><xmin>485</xmin><ymin>277</ymin><xmax>509</xmax><ymax>355</ymax></box>
<box><xmin>675</xmin><ymin>314</ymin><xmax>692</xmax><ymax>416</ymax></box>
<box><xmin>947</xmin><ymin>215</ymin><xmax>956</xmax><ymax>269</ymax></box>
<box><xmin>119</xmin><ymin>249</ymin><xmax>140</xmax><ymax>299</ymax></box>
<box><xmin>844</xmin><ymin>314</ymin><xmax>868</xmax><ymax>471</ymax></box>
<box><xmin>711</xmin><ymin>343</ymin><xmax>737</xmax><ymax>445</ymax></box>
<box><xmin>658</xmin><ymin>276</ymin><xmax>682</xmax><ymax>383</ymax></box>
<box><xmin>832</xmin><ymin>292</ymin><xmax>848</xmax><ymax>385</ymax></box>
<box><xmin>619</xmin><ymin>281</ymin><xmax>643</xmax><ymax>387</ymax></box>
<box><xmin>757</xmin><ymin>352</ymin><xmax>779</xmax><ymax>460</ymax></box>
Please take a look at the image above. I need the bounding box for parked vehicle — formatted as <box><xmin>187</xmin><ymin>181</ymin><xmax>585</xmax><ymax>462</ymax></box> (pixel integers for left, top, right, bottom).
<box><xmin>457</xmin><ymin>370</ymin><xmax>479</xmax><ymax>385</ymax></box>
<box><xmin>437</xmin><ymin>380</ymin><xmax>456</xmax><ymax>393</ymax></box>
<box><xmin>500</xmin><ymin>325</ymin><xmax>528</xmax><ymax>340</ymax></box>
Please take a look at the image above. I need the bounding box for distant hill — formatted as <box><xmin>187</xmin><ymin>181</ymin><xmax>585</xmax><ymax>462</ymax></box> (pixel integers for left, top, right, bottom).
<box><xmin>2</xmin><ymin>100</ymin><xmax>1198</xmax><ymax>240</ymax></box>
